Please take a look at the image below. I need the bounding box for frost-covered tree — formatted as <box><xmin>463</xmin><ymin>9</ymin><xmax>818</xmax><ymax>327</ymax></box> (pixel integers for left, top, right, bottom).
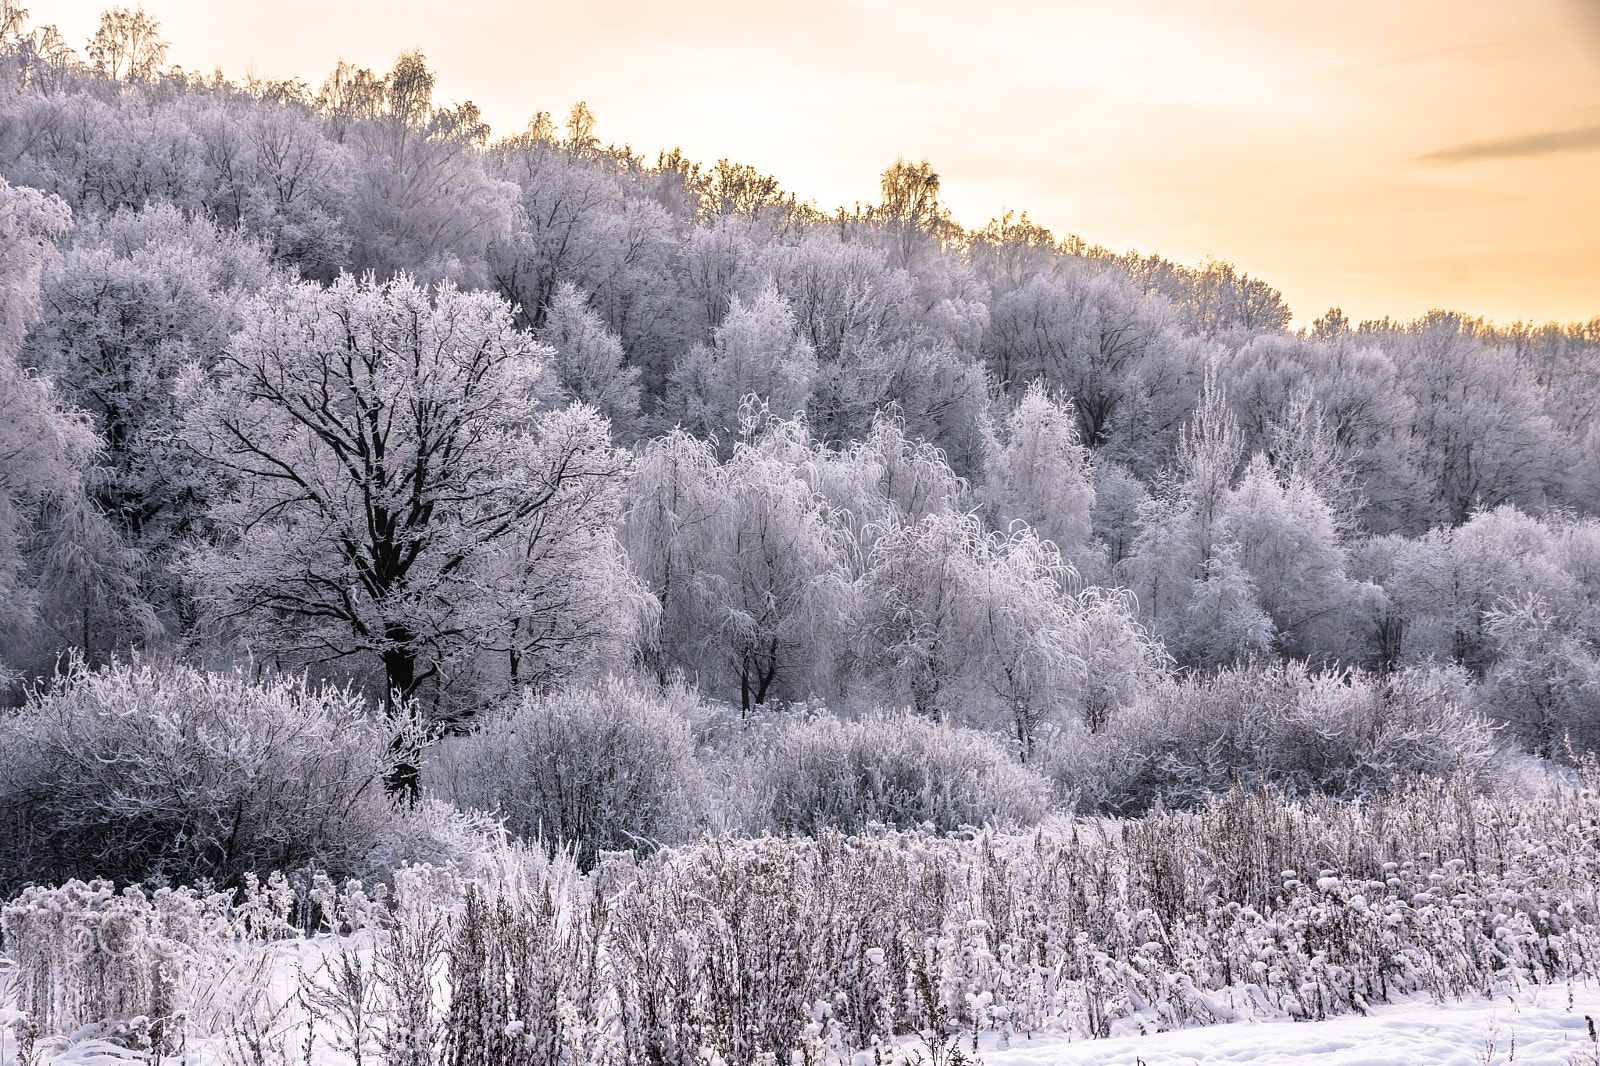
<box><xmin>982</xmin><ymin>381</ymin><xmax>1095</xmax><ymax>562</ymax></box>
<box><xmin>1122</xmin><ymin>376</ymin><xmax>1272</xmax><ymax>664</ymax></box>
<box><xmin>806</xmin><ymin>412</ymin><xmax>968</xmax><ymax>546</ymax></box>
<box><xmin>339</xmin><ymin>51</ymin><xmax>516</xmax><ymax>286</ymax></box>
<box><xmin>534</xmin><ymin>281</ymin><xmax>642</xmax><ymax>439</ymax></box>
<box><xmin>965</xmin><ymin>211</ymin><xmax>1059</xmax><ymax>298</ymax></box>
<box><xmin>27</xmin><ymin>206</ymin><xmax>279</xmax><ymax>555</ymax></box>
<box><xmin>192</xmin><ymin>96</ymin><xmax>353</xmax><ymax>279</ymax></box>
<box><xmin>704</xmin><ymin>424</ymin><xmax>850</xmax><ymax>710</ymax></box>
<box><xmin>864</xmin><ymin>512</ymin><xmax>1084</xmax><ymax>753</ymax></box>
<box><xmin>1089</xmin><ymin>458</ymin><xmax>1148</xmax><ymax>569</ymax></box>
<box><xmin>1219</xmin><ymin>454</ymin><xmax>1367</xmax><ymax>660</ymax></box>
<box><xmin>187</xmin><ymin>274</ymin><xmax>635</xmax><ymax>793</ymax></box>
<box><xmin>983</xmin><ymin>267</ymin><xmax>1169</xmax><ymax>447</ymax></box>
<box><xmin>1373</xmin><ymin>505</ymin><xmax>1575</xmax><ymax>670</ymax></box>
<box><xmin>1071</xmin><ymin>586</ymin><xmax>1168</xmax><ymax>733</ymax></box>
<box><xmin>679</xmin><ymin>213</ymin><xmax>760</xmax><ymax>332</ymax></box>
<box><xmin>667</xmin><ymin>282</ymin><xmax>815</xmax><ymax>448</ymax></box>
<box><xmin>1481</xmin><ymin>591</ymin><xmax>1600</xmax><ymax>757</ymax></box>
<box><xmin>1124</xmin><ymin>372</ymin><xmax>1368</xmax><ymax>664</ymax></box>
<box><xmin>872</xmin><ymin>157</ymin><xmax>950</xmax><ymax>272</ymax></box>
<box><xmin>487</xmin><ymin>129</ymin><xmax>624</xmax><ymax>330</ymax></box>
<box><xmin>0</xmin><ymin>179</ymin><xmax>99</xmax><ymax>658</ymax></box>
<box><xmin>86</xmin><ymin>5</ymin><xmax>167</xmax><ymax>83</ymax></box>
<box><xmin>623</xmin><ymin>412</ymin><xmax>848</xmax><ymax>711</ymax></box>
<box><xmin>1183</xmin><ymin>257</ymin><xmax>1291</xmax><ymax>335</ymax></box>
<box><xmin>1380</xmin><ymin>312</ymin><xmax>1562</xmax><ymax>528</ymax></box>
<box><xmin>757</xmin><ymin>232</ymin><xmax>989</xmax><ymax>470</ymax></box>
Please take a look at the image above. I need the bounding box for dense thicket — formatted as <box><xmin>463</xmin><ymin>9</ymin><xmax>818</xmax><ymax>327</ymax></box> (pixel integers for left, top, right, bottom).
<box><xmin>0</xmin><ymin>5</ymin><xmax>1594</xmax><ymax>825</ymax></box>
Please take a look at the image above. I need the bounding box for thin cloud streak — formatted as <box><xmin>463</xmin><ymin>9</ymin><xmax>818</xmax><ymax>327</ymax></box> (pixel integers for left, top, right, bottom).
<box><xmin>1418</xmin><ymin>124</ymin><xmax>1600</xmax><ymax>165</ymax></box>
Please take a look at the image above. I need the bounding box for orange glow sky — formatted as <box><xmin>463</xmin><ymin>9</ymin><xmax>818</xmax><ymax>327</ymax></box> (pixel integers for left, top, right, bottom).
<box><xmin>26</xmin><ymin>0</ymin><xmax>1600</xmax><ymax>328</ymax></box>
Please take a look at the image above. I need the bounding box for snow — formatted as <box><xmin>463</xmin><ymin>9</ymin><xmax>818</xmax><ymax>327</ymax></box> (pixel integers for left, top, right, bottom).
<box><xmin>977</xmin><ymin>986</ymin><xmax>1600</xmax><ymax>1066</ymax></box>
<box><xmin>8</xmin><ymin>978</ymin><xmax>1600</xmax><ymax>1066</ymax></box>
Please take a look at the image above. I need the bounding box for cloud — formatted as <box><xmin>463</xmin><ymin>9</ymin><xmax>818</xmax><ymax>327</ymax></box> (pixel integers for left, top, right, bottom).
<box><xmin>1417</xmin><ymin>124</ymin><xmax>1600</xmax><ymax>165</ymax></box>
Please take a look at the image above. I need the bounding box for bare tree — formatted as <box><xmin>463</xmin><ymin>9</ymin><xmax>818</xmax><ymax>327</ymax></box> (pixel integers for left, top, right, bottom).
<box><xmin>188</xmin><ymin>273</ymin><xmax>635</xmax><ymax>797</ymax></box>
<box><xmin>86</xmin><ymin>5</ymin><xmax>166</xmax><ymax>82</ymax></box>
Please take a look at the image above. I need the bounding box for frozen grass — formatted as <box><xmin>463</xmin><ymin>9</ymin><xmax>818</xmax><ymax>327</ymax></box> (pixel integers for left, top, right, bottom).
<box><xmin>7</xmin><ymin>762</ymin><xmax>1600</xmax><ymax>1065</ymax></box>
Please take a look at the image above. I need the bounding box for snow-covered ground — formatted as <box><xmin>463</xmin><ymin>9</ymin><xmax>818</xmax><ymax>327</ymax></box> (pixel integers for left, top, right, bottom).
<box><xmin>979</xmin><ymin>986</ymin><xmax>1600</xmax><ymax>1066</ymax></box>
<box><xmin>8</xmin><ymin>987</ymin><xmax>1600</xmax><ymax>1066</ymax></box>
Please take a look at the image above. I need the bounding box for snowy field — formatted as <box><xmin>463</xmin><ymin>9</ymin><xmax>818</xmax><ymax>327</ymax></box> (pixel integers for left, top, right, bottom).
<box><xmin>9</xmin><ymin>987</ymin><xmax>1600</xmax><ymax>1066</ymax></box>
<box><xmin>979</xmin><ymin>987</ymin><xmax>1600</xmax><ymax>1066</ymax></box>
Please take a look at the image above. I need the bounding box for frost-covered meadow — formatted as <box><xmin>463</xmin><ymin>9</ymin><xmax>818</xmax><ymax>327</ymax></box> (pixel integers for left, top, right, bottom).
<box><xmin>11</xmin><ymin>770</ymin><xmax>1600</xmax><ymax>1066</ymax></box>
<box><xmin>2</xmin><ymin>3</ymin><xmax>1600</xmax><ymax>1064</ymax></box>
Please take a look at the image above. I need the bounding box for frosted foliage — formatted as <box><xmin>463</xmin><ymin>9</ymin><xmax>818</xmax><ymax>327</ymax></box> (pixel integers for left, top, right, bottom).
<box><xmin>983</xmin><ymin>266</ymin><xmax>1170</xmax><ymax>447</ymax></box>
<box><xmin>19</xmin><ymin>764</ymin><xmax>1600</xmax><ymax>1063</ymax></box>
<box><xmin>758</xmin><ymin>712</ymin><xmax>1050</xmax><ymax>834</ymax></box>
<box><xmin>1039</xmin><ymin>660</ymin><xmax>1496</xmax><ymax>812</ymax></box>
<box><xmin>622</xmin><ymin>416</ymin><xmax>849</xmax><ymax>711</ymax></box>
<box><xmin>188</xmin><ymin>273</ymin><xmax>639</xmax><ymax>712</ymax></box>
<box><xmin>812</xmin><ymin>413</ymin><xmax>967</xmax><ymax>544</ymax></box>
<box><xmin>34</xmin><ymin>493</ymin><xmax>159</xmax><ymax>657</ymax></box>
<box><xmin>1482</xmin><ymin>591</ymin><xmax>1600</xmax><ymax>756</ymax></box>
<box><xmin>1125</xmin><ymin>377</ymin><xmax>1365</xmax><ymax>663</ymax></box>
<box><xmin>573</xmin><ymin>195</ymin><xmax>679</xmax><ymax>360</ymax></box>
<box><xmin>680</xmin><ymin>212</ymin><xmax>759</xmax><ymax>329</ymax></box>
<box><xmin>27</xmin><ymin>204</ymin><xmax>279</xmax><ymax>554</ymax></box>
<box><xmin>1220</xmin><ymin>455</ymin><xmax>1365</xmax><ymax>659</ymax></box>
<box><xmin>1177</xmin><ymin>371</ymin><xmax>1244</xmax><ymax>535</ymax></box>
<box><xmin>758</xmin><ymin>233</ymin><xmax>918</xmax><ymax>367</ymax></box>
<box><xmin>1388</xmin><ymin>313</ymin><xmax>1562</xmax><ymax>528</ymax></box>
<box><xmin>191</xmin><ymin>98</ymin><xmax>354</xmax><ymax>277</ymax></box>
<box><xmin>487</xmin><ymin>144</ymin><xmax>624</xmax><ymax>321</ymax></box>
<box><xmin>425</xmin><ymin>677</ymin><xmax>705</xmax><ymax>868</ymax></box>
<box><xmin>339</xmin><ymin>61</ymin><xmax>517</xmax><ymax>286</ymax></box>
<box><xmin>1354</xmin><ymin>508</ymin><xmax>1600</xmax><ymax>749</ymax></box>
<box><xmin>0</xmin><ymin>178</ymin><xmax>71</xmax><ymax>352</ymax></box>
<box><xmin>535</xmin><ymin>282</ymin><xmax>642</xmax><ymax>437</ymax></box>
<box><xmin>865</xmin><ymin>513</ymin><xmax>1085</xmax><ymax>750</ymax></box>
<box><xmin>485</xmin><ymin>116</ymin><xmax>681</xmax><ymax>362</ymax></box>
<box><xmin>1123</xmin><ymin>377</ymin><xmax>1271</xmax><ymax>664</ymax></box>
<box><xmin>668</xmin><ymin>281</ymin><xmax>816</xmax><ymax>446</ymax></box>
<box><xmin>1376</xmin><ymin>505</ymin><xmax>1576</xmax><ymax>668</ymax></box>
<box><xmin>1072</xmin><ymin>586</ymin><xmax>1168</xmax><ymax>733</ymax></box>
<box><xmin>755</xmin><ymin>232</ymin><xmax>989</xmax><ymax>469</ymax></box>
<box><xmin>1218</xmin><ymin>336</ymin><xmax>1400</xmax><ymax>533</ymax></box>
<box><xmin>983</xmin><ymin>380</ymin><xmax>1095</xmax><ymax>558</ymax></box>
<box><xmin>0</xmin><ymin>178</ymin><xmax>94</xmax><ymax>642</ymax></box>
<box><xmin>1090</xmin><ymin>458</ymin><xmax>1148</xmax><ymax>567</ymax></box>
<box><xmin>0</xmin><ymin>660</ymin><xmax>393</xmax><ymax>893</ymax></box>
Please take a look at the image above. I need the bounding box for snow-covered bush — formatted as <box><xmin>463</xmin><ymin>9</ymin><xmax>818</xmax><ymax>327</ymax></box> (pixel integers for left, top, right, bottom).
<box><xmin>1036</xmin><ymin>661</ymin><xmax>1499</xmax><ymax>813</ymax></box>
<box><xmin>1478</xmin><ymin>590</ymin><xmax>1600</xmax><ymax>757</ymax></box>
<box><xmin>754</xmin><ymin>711</ymin><xmax>1050</xmax><ymax>834</ymax></box>
<box><xmin>424</xmin><ymin>677</ymin><xmax>706</xmax><ymax>868</ymax></box>
<box><xmin>0</xmin><ymin>661</ymin><xmax>394</xmax><ymax>895</ymax></box>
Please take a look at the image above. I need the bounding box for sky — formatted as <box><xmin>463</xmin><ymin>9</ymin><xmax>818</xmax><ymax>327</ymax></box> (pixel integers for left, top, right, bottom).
<box><xmin>26</xmin><ymin>0</ymin><xmax>1600</xmax><ymax>328</ymax></box>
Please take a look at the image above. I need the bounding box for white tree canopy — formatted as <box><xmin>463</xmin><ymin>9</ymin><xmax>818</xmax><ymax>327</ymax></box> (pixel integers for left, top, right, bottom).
<box><xmin>187</xmin><ymin>273</ymin><xmax>639</xmax><ymax>751</ymax></box>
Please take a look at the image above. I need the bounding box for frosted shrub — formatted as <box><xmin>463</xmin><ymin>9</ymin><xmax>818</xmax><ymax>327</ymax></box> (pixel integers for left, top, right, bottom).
<box><xmin>1131</xmin><ymin>662</ymin><xmax>1497</xmax><ymax>805</ymax></box>
<box><xmin>1037</xmin><ymin>661</ymin><xmax>1499</xmax><ymax>813</ymax></box>
<box><xmin>425</xmin><ymin>677</ymin><xmax>705</xmax><ymax>868</ymax></box>
<box><xmin>0</xmin><ymin>661</ymin><xmax>393</xmax><ymax>894</ymax></box>
<box><xmin>1479</xmin><ymin>590</ymin><xmax>1600</xmax><ymax>757</ymax></box>
<box><xmin>757</xmin><ymin>711</ymin><xmax>1050</xmax><ymax>833</ymax></box>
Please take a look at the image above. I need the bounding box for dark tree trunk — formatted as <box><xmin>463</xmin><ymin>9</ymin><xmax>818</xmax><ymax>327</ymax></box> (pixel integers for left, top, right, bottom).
<box><xmin>382</xmin><ymin>638</ymin><xmax>420</xmax><ymax>803</ymax></box>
